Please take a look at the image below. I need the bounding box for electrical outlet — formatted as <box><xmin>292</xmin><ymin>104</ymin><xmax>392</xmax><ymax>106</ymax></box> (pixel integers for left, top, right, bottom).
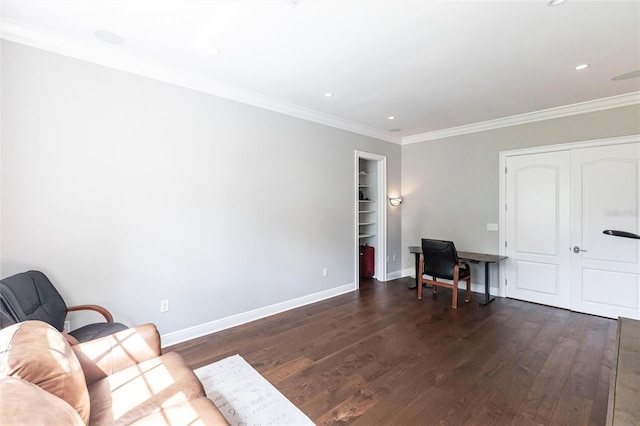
<box><xmin>160</xmin><ymin>300</ymin><xmax>169</xmax><ymax>313</ymax></box>
<box><xmin>487</xmin><ymin>223</ymin><xmax>499</xmax><ymax>231</ymax></box>
<box><xmin>322</xmin><ymin>268</ymin><xmax>328</xmax><ymax>277</ymax></box>
<box><xmin>64</xmin><ymin>320</ymin><xmax>71</xmax><ymax>333</ymax></box>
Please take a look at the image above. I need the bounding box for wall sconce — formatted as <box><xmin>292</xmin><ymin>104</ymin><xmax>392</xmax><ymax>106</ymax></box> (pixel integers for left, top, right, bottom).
<box><xmin>389</xmin><ymin>198</ymin><xmax>402</xmax><ymax>206</ymax></box>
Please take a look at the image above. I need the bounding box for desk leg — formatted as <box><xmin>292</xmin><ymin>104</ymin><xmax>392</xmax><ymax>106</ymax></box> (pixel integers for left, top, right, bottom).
<box><xmin>479</xmin><ymin>262</ymin><xmax>495</xmax><ymax>306</ymax></box>
<box><xmin>409</xmin><ymin>253</ymin><xmax>420</xmax><ymax>289</ymax></box>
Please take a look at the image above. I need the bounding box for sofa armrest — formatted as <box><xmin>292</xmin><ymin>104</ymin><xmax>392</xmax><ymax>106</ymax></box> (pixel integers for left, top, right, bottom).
<box><xmin>73</xmin><ymin>323</ymin><xmax>161</xmax><ymax>385</ymax></box>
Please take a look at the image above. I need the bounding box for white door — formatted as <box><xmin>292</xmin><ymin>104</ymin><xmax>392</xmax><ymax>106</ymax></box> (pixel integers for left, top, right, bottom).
<box><xmin>505</xmin><ymin>151</ymin><xmax>571</xmax><ymax>308</ymax></box>
<box><xmin>570</xmin><ymin>142</ymin><xmax>640</xmax><ymax>319</ymax></box>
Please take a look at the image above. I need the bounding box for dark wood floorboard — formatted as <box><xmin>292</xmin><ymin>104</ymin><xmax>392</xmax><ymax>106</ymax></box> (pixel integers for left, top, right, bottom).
<box><xmin>166</xmin><ymin>277</ymin><xmax>615</xmax><ymax>425</ymax></box>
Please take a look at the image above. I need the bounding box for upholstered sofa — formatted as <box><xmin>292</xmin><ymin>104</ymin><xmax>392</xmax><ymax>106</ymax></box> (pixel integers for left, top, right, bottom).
<box><xmin>0</xmin><ymin>320</ymin><xmax>228</xmax><ymax>425</ymax></box>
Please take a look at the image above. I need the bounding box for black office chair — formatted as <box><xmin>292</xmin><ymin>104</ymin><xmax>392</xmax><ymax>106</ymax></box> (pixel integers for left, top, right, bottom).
<box><xmin>418</xmin><ymin>239</ymin><xmax>471</xmax><ymax>308</ymax></box>
<box><xmin>0</xmin><ymin>270</ymin><xmax>127</xmax><ymax>343</ymax></box>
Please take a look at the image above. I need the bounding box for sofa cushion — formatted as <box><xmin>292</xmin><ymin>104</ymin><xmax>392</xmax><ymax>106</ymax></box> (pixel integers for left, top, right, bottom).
<box><xmin>88</xmin><ymin>351</ymin><xmax>209</xmax><ymax>426</ymax></box>
<box><xmin>0</xmin><ymin>376</ymin><xmax>85</xmax><ymax>425</ymax></box>
<box><xmin>73</xmin><ymin>323</ymin><xmax>162</xmax><ymax>386</ymax></box>
<box><xmin>129</xmin><ymin>397</ymin><xmax>229</xmax><ymax>426</ymax></box>
<box><xmin>0</xmin><ymin>321</ymin><xmax>90</xmax><ymax>424</ymax></box>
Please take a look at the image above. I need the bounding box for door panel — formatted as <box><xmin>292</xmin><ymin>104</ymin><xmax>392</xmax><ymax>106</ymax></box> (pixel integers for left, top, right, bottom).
<box><xmin>515</xmin><ymin>261</ymin><xmax>558</xmax><ymax>294</ymax></box>
<box><xmin>570</xmin><ymin>142</ymin><xmax>640</xmax><ymax>319</ymax></box>
<box><xmin>582</xmin><ymin>269</ymin><xmax>639</xmax><ymax>310</ymax></box>
<box><xmin>516</xmin><ymin>166</ymin><xmax>560</xmax><ymax>255</ymax></box>
<box><xmin>505</xmin><ymin>151</ymin><xmax>571</xmax><ymax>308</ymax></box>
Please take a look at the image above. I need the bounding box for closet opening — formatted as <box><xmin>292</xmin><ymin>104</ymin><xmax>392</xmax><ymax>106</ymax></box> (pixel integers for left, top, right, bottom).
<box><xmin>355</xmin><ymin>151</ymin><xmax>387</xmax><ymax>288</ymax></box>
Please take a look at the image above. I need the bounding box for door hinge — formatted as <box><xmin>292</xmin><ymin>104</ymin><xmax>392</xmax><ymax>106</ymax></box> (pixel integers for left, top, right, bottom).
<box><xmin>505</xmin><ymin>240</ymin><xmax>508</xmax><ymax>248</ymax></box>
<box><xmin>505</xmin><ymin>279</ymin><xmax>508</xmax><ymax>286</ymax></box>
<box><xmin>505</xmin><ymin>167</ymin><xmax>508</xmax><ymax>174</ymax></box>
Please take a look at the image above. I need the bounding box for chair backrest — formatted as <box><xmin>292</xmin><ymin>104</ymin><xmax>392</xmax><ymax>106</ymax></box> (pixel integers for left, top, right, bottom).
<box><xmin>0</xmin><ymin>271</ymin><xmax>67</xmax><ymax>331</ymax></box>
<box><xmin>421</xmin><ymin>238</ymin><xmax>459</xmax><ymax>280</ymax></box>
<box><xmin>0</xmin><ymin>305</ymin><xmax>17</xmax><ymax>329</ymax></box>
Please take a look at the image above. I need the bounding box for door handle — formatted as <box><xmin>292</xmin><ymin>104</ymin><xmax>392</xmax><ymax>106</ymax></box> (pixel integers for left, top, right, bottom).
<box><xmin>573</xmin><ymin>246</ymin><xmax>587</xmax><ymax>254</ymax></box>
<box><xmin>603</xmin><ymin>230</ymin><xmax>640</xmax><ymax>240</ymax></box>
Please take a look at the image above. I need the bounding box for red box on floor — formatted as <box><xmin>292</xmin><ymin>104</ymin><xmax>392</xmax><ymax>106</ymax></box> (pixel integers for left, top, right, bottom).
<box><xmin>360</xmin><ymin>245</ymin><xmax>374</xmax><ymax>278</ymax></box>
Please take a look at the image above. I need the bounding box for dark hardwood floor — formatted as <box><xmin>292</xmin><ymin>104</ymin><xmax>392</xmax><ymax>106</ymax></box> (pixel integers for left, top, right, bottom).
<box><xmin>167</xmin><ymin>277</ymin><xmax>616</xmax><ymax>425</ymax></box>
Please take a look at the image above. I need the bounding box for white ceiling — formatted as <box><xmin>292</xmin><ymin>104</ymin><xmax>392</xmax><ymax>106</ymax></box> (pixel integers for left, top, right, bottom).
<box><xmin>1</xmin><ymin>0</ymin><xmax>639</xmax><ymax>144</ymax></box>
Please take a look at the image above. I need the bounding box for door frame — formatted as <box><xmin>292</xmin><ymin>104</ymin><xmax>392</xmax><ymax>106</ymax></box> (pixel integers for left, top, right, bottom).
<box><xmin>355</xmin><ymin>150</ymin><xmax>388</xmax><ymax>288</ymax></box>
<box><xmin>498</xmin><ymin>134</ymin><xmax>640</xmax><ymax>298</ymax></box>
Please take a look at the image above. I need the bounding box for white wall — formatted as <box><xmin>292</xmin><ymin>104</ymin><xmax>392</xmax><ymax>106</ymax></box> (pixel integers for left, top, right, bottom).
<box><xmin>0</xmin><ymin>41</ymin><xmax>402</xmax><ymax>340</ymax></box>
<box><xmin>401</xmin><ymin>104</ymin><xmax>640</xmax><ymax>289</ymax></box>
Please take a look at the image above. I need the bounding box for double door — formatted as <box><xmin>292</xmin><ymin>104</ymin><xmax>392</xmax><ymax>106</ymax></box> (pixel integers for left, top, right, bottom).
<box><xmin>505</xmin><ymin>141</ymin><xmax>639</xmax><ymax>319</ymax></box>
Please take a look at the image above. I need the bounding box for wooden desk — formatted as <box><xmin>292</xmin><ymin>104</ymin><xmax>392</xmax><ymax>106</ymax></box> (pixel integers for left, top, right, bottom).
<box><xmin>408</xmin><ymin>246</ymin><xmax>507</xmax><ymax>306</ymax></box>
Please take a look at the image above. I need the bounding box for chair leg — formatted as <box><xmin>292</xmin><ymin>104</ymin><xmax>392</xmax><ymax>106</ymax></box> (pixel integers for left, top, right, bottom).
<box><xmin>452</xmin><ymin>279</ymin><xmax>458</xmax><ymax>309</ymax></box>
<box><xmin>432</xmin><ymin>277</ymin><xmax>437</xmax><ymax>294</ymax></box>
<box><xmin>465</xmin><ymin>276</ymin><xmax>471</xmax><ymax>303</ymax></box>
<box><xmin>417</xmin><ymin>259</ymin><xmax>423</xmax><ymax>300</ymax></box>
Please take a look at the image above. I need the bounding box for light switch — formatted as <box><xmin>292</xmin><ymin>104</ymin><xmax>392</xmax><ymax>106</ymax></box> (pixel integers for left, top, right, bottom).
<box><xmin>487</xmin><ymin>223</ymin><xmax>499</xmax><ymax>231</ymax></box>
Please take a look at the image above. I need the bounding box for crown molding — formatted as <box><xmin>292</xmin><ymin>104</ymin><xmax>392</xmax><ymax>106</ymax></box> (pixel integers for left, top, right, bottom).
<box><xmin>402</xmin><ymin>91</ymin><xmax>640</xmax><ymax>145</ymax></box>
<box><xmin>0</xmin><ymin>18</ymin><xmax>402</xmax><ymax>145</ymax></box>
<box><xmin>3</xmin><ymin>18</ymin><xmax>636</xmax><ymax>147</ymax></box>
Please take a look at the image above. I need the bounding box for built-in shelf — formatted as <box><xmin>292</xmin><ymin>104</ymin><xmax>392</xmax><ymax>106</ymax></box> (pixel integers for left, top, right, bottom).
<box><xmin>358</xmin><ymin>165</ymin><xmax>376</xmax><ymax>242</ymax></box>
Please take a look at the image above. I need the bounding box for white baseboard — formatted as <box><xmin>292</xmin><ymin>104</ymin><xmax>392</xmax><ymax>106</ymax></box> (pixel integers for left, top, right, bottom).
<box><xmin>161</xmin><ymin>283</ymin><xmax>355</xmax><ymax>347</ymax></box>
<box><xmin>401</xmin><ymin>267</ymin><xmax>415</xmax><ymax>278</ymax></box>
<box><xmin>385</xmin><ymin>269</ymin><xmax>404</xmax><ymax>280</ymax></box>
<box><xmin>161</xmin><ymin>271</ymin><xmax>503</xmax><ymax>347</ymax></box>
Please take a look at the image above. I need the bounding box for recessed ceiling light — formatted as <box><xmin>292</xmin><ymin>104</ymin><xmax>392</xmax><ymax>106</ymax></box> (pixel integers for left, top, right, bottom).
<box><xmin>389</xmin><ymin>128</ymin><xmax>402</xmax><ymax>132</ymax></box>
<box><xmin>548</xmin><ymin>0</ymin><xmax>567</xmax><ymax>6</ymax></box>
<box><xmin>575</xmin><ymin>63</ymin><xmax>589</xmax><ymax>70</ymax></box>
<box><xmin>388</xmin><ymin>116</ymin><xmax>395</xmax><ymax>120</ymax></box>
<box><xmin>94</xmin><ymin>30</ymin><xmax>124</xmax><ymax>45</ymax></box>
<box><xmin>207</xmin><ymin>47</ymin><xmax>222</xmax><ymax>55</ymax></box>
<box><xmin>324</xmin><ymin>92</ymin><xmax>333</xmax><ymax>97</ymax></box>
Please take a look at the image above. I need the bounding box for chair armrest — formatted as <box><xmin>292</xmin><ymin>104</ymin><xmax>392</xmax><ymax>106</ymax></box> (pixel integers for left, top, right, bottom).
<box><xmin>453</xmin><ymin>262</ymin><xmax>471</xmax><ymax>280</ymax></box>
<box><xmin>67</xmin><ymin>304</ymin><xmax>114</xmax><ymax>322</ymax></box>
<box><xmin>72</xmin><ymin>323</ymin><xmax>162</xmax><ymax>385</ymax></box>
